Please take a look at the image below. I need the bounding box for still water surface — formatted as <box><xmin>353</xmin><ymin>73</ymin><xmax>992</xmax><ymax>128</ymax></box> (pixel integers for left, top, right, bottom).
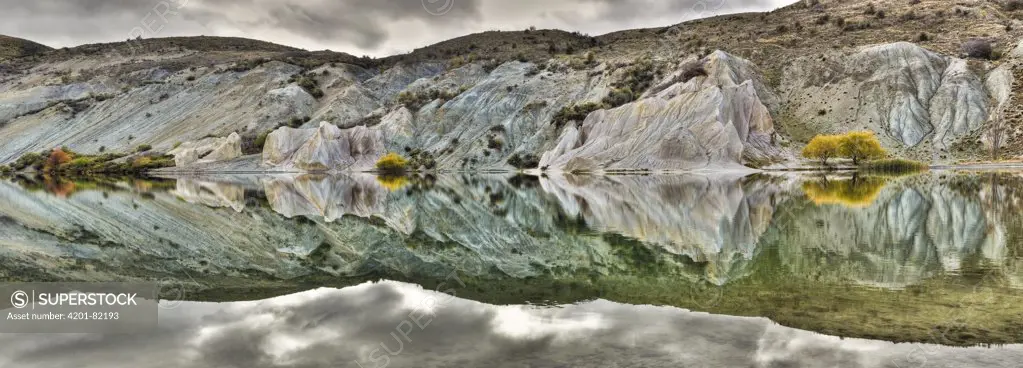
<box><xmin>1</xmin><ymin>171</ymin><xmax>1022</xmax><ymax>366</ymax></box>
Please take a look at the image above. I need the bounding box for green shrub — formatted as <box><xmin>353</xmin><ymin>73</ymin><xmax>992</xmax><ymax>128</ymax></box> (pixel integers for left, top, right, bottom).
<box><xmin>963</xmin><ymin>39</ymin><xmax>993</xmax><ymax>59</ymax></box>
<box><xmin>135</xmin><ymin>144</ymin><xmax>152</xmax><ymax>153</ymax></box>
<box><xmin>227</xmin><ymin>58</ymin><xmax>267</xmax><ymax>73</ymax></box>
<box><xmin>398</xmin><ymin>88</ymin><xmax>465</xmax><ymax>111</ymax></box>
<box><xmin>11</xmin><ymin>152</ymin><xmax>45</xmax><ymax>171</ymax></box>
<box><xmin>487</xmin><ymin>135</ymin><xmax>504</xmax><ymax>150</ymax></box>
<box><xmin>602</xmin><ymin>88</ymin><xmax>635</xmax><ymax>108</ymax></box>
<box><xmin>859</xmin><ymin>159</ymin><xmax>928</xmax><ymax>173</ymax></box>
<box><xmin>289</xmin><ymin>73</ymin><xmax>324</xmax><ymax>98</ymax></box>
<box><xmin>552</xmin><ymin>102</ymin><xmax>604</xmax><ymax>129</ymax></box>
<box><xmin>254</xmin><ymin>131</ymin><xmax>270</xmax><ymax>149</ymax></box>
<box><xmin>602</xmin><ymin>59</ymin><xmax>657</xmax><ymax>108</ymax></box>
<box><xmin>507</xmin><ymin>153</ymin><xmax>540</xmax><ymax>169</ymax></box>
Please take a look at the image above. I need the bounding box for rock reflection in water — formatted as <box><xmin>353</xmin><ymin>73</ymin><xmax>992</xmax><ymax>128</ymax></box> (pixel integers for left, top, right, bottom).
<box><xmin>263</xmin><ymin>174</ymin><xmax>388</xmax><ymax>222</ymax></box>
<box><xmin>2</xmin><ymin>172</ymin><xmax>1023</xmax><ymax>344</ymax></box>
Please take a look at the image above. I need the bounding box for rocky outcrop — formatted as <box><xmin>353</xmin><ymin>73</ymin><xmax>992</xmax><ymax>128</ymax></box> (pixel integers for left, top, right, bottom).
<box><xmin>781</xmin><ymin>42</ymin><xmax>988</xmax><ymax>151</ymax></box>
<box><xmin>374</xmin><ymin>60</ymin><xmax>607</xmax><ymax>171</ymax></box>
<box><xmin>0</xmin><ymin>61</ymin><xmax>313</xmax><ymax>162</ymax></box>
<box><xmin>261</xmin><ymin>122</ymin><xmax>386</xmax><ymax>172</ymax></box>
<box><xmin>539</xmin><ymin>52</ymin><xmax>779</xmax><ymax>172</ymax></box>
<box><xmin>167</xmin><ymin>133</ymin><xmax>242</xmax><ymax>167</ymax></box>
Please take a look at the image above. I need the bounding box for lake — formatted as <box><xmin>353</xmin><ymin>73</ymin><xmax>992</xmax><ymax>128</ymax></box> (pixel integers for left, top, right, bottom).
<box><xmin>1</xmin><ymin>171</ymin><xmax>1021</xmax><ymax>367</ymax></box>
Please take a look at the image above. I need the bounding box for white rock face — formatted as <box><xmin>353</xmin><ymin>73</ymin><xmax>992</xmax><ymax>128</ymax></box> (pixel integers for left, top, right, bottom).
<box><xmin>261</xmin><ymin>122</ymin><xmax>386</xmax><ymax>172</ymax></box>
<box><xmin>538</xmin><ymin>51</ymin><xmax>779</xmax><ymax>172</ymax></box>
<box><xmin>782</xmin><ymin>42</ymin><xmax>988</xmax><ymax>150</ymax></box>
<box><xmin>539</xmin><ymin>81</ymin><xmax>773</xmax><ymax>172</ymax></box>
<box><xmin>0</xmin><ymin>61</ymin><xmax>309</xmax><ymax>162</ymax></box>
<box><xmin>168</xmin><ymin>133</ymin><xmax>243</xmax><ymax>167</ymax></box>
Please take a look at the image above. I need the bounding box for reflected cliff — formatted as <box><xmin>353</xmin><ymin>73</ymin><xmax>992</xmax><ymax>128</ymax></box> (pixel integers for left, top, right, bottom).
<box><xmin>1</xmin><ymin>171</ymin><xmax>1022</xmax><ymax>345</ymax></box>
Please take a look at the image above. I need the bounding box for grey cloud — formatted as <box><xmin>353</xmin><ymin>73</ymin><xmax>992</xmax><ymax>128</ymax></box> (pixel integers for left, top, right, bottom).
<box><xmin>0</xmin><ymin>0</ymin><xmax>483</xmax><ymax>52</ymax></box>
<box><xmin>0</xmin><ymin>0</ymin><xmax>786</xmax><ymax>56</ymax></box>
<box><xmin>182</xmin><ymin>0</ymin><xmax>483</xmax><ymax>50</ymax></box>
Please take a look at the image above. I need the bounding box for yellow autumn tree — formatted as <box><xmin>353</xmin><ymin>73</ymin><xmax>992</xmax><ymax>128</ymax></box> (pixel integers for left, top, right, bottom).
<box><xmin>839</xmin><ymin>131</ymin><xmax>886</xmax><ymax>165</ymax></box>
<box><xmin>375</xmin><ymin>152</ymin><xmax>409</xmax><ymax>173</ymax></box>
<box><xmin>802</xmin><ymin>135</ymin><xmax>842</xmax><ymax>166</ymax></box>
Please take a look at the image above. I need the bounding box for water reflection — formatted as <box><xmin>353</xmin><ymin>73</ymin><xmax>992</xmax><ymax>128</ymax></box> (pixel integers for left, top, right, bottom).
<box><xmin>1</xmin><ymin>171</ymin><xmax>1022</xmax><ymax>345</ymax></box>
<box><xmin>0</xmin><ymin>282</ymin><xmax>1020</xmax><ymax>368</ymax></box>
<box><xmin>802</xmin><ymin>175</ymin><xmax>886</xmax><ymax>207</ymax></box>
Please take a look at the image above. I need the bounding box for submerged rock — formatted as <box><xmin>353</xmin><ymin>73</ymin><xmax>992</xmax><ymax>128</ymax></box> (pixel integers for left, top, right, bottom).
<box><xmin>261</xmin><ymin>122</ymin><xmax>386</xmax><ymax>172</ymax></box>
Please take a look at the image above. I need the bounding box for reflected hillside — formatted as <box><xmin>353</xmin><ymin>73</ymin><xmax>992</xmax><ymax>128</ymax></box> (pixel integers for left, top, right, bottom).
<box><xmin>539</xmin><ymin>173</ymin><xmax>782</xmax><ymax>285</ymax></box>
<box><xmin>770</xmin><ymin>175</ymin><xmax>1010</xmax><ymax>289</ymax></box>
<box><xmin>2</xmin><ymin>172</ymin><xmax>1023</xmax><ymax>344</ymax></box>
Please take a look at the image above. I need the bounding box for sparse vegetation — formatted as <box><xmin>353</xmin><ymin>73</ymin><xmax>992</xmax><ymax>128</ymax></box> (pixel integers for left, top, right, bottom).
<box><xmin>552</xmin><ymin>102</ymin><xmax>603</xmax><ymax>129</ymax></box>
<box><xmin>860</xmin><ymin>158</ymin><xmax>928</xmax><ymax>173</ymax></box>
<box><xmin>507</xmin><ymin>153</ymin><xmax>540</xmax><ymax>169</ymax></box>
<box><xmin>135</xmin><ymin>144</ymin><xmax>152</xmax><ymax>153</ymax></box>
<box><xmin>289</xmin><ymin>73</ymin><xmax>324</xmax><ymax>98</ymax></box>
<box><xmin>602</xmin><ymin>59</ymin><xmax>657</xmax><ymax>108</ymax></box>
<box><xmin>7</xmin><ymin>149</ymin><xmax>173</xmax><ymax>176</ymax></box>
<box><xmin>398</xmin><ymin>87</ymin><xmax>467</xmax><ymax>111</ymax></box>
<box><xmin>962</xmin><ymin>39</ymin><xmax>993</xmax><ymax>59</ymax></box>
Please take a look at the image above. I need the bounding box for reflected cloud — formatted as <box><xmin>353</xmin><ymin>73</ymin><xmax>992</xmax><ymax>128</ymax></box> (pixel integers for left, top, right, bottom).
<box><xmin>0</xmin><ymin>282</ymin><xmax>1019</xmax><ymax>368</ymax></box>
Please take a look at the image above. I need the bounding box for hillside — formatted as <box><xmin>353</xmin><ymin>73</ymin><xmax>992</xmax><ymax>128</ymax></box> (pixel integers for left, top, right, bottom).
<box><xmin>0</xmin><ymin>0</ymin><xmax>1022</xmax><ymax>172</ymax></box>
<box><xmin>0</xmin><ymin>35</ymin><xmax>51</xmax><ymax>60</ymax></box>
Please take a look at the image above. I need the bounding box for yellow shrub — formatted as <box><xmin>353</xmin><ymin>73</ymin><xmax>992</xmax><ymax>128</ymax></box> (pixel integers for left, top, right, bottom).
<box><xmin>839</xmin><ymin>131</ymin><xmax>886</xmax><ymax>165</ymax></box>
<box><xmin>803</xmin><ymin>131</ymin><xmax>888</xmax><ymax>166</ymax></box>
<box><xmin>375</xmin><ymin>152</ymin><xmax>409</xmax><ymax>173</ymax></box>
<box><xmin>801</xmin><ymin>135</ymin><xmax>842</xmax><ymax>165</ymax></box>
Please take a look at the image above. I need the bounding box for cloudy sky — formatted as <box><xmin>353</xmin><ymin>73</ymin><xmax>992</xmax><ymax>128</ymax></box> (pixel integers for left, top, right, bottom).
<box><xmin>0</xmin><ymin>0</ymin><xmax>791</xmax><ymax>57</ymax></box>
